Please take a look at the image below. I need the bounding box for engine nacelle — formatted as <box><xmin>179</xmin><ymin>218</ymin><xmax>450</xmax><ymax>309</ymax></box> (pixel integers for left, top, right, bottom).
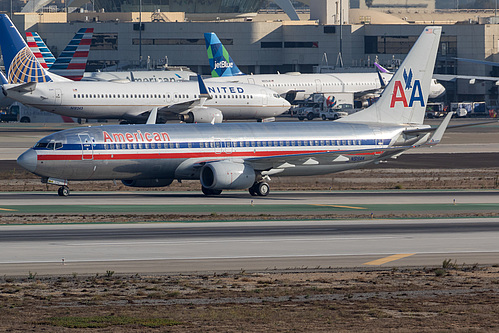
<box><xmin>200</xmin><ymin>161</ymin><xmax>255</xmax><ymax>190</ymax></box>
<box><xmin>181</xmin><ymin>107</ymin><xmax>223</xmax><ymax>123</ymax></box>
<box><xmin>121</xmin><ymin>178</ymin><xmax>173</xmax><ymax>187</ymax></box>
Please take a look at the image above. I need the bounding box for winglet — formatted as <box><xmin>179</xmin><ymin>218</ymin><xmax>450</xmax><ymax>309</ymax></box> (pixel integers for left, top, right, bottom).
<box><xmin>197</xmin><ymin>75</ymin><xmax>212</xmax><ymax>99</ymax></box>
<box><xmin>374</xmin><ymin>62</ymin><xmax>391</xmax><ymax>74</ymax></box>
<box><xmin>204</xmin><ymin>32</ymin><xmax>244</xmax><ymax>77</ymax></box>
<box><xmin>426</xmin><ymin>111</ymin><xmax>453</xmax><ymax>146</ymax></box>
<box><xmin>146</xmin><ymin>107</ymin><xmax>158</xmax><ymax>124</ymax></box>
<box><xmin>0</xmin><ymin>71</ymin><xmax>7</xmax><ymax>85</ymax></box>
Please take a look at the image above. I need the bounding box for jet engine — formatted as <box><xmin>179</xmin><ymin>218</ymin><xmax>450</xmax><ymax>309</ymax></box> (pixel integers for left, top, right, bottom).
<box><xmin>200</xmin><ymin>161</ymin><xmax>255</xmax><ymax>190</ymax></box>
<box><xmin>121</xmin><ymin>178</ymin><xmax>173</xmax><ymax>187</ymax></box>
<box><xmin>181</xmin><ymin>107</ymin><xmax>223</xmax><ymax>123</ymax></box>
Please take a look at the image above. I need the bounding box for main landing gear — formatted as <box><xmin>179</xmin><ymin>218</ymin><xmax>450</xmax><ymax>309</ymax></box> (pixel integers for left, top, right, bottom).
<box><xmin>57</xmin><ymin>185</ymin><xmax>70</xmax><ymax>197</ymax></box>
<box><xmin>249</xmin><ymin>182</ymin><xmax>269</xmax><ymax>197</ymax></box>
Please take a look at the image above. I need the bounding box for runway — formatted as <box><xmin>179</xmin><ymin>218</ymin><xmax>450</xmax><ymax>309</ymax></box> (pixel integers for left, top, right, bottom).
<box><xmin>1</xmin><ymin>218</ymin><xmax>498</xmax><ymax>275</ymax></box>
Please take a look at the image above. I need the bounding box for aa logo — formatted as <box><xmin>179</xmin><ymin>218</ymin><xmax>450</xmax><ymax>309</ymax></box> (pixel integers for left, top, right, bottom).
<box><xmin>390</xmin><ymin>68</ymin><xmax>425</xmax><ymax>108</ymax></box>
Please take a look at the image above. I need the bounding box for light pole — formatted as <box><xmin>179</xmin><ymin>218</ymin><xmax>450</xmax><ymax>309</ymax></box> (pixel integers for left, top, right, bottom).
<box><xmin>139</xmin><ymin>0</ymin><xmax>142</xmax><ymax>68</ymax></box>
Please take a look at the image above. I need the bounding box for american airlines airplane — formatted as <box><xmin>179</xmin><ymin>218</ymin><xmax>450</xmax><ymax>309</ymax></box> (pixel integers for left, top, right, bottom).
<box><xmin>18</xmin><ymin>26</ymin><xmax>451</xmax><ymax>197</ymax></box>
<box><xmin>27</xmin><ymin>29</ymin><xmax>194</xmax><ymax>82</ymax></box>
<box><xmin>26</xmin><ymin>29</ymin><xmax>94</xmax><ymax>81</ymax></box>
<box><xmin>0</xmin><ymin>15</ymin><xmax>289</xmax><ymax>123</ymax></box>
<box><xmin>204</xmin><ymin>32</ymin><xmax>446</xmax><ymax>101</ymax></box>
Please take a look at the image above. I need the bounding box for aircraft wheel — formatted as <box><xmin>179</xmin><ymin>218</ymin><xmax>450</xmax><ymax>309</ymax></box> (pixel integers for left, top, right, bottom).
<box><xmin>256</xmin><ymin>182</ymin><xmax>270</xmax><ymax>196</ymax></box>
<box><xmin>202</xmin><ymin>186</ymin><xmax>222</xmax><ymax>196</ymax></box>
<box><xmin>58</xmin><ymin>186</ymin><xmax>70</xmax><ymax>197</ymax></box>
<box><xmin>249</xmin><ymin>186</ymin><xmax>258</xmax><ymax>196</ymax></box>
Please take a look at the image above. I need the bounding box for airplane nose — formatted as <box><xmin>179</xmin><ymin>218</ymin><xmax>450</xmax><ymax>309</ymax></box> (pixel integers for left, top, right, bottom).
<box><xmin>17</xmin><ymin>148</ymin><xmax>37</xmax><ymax>173</ymax></box>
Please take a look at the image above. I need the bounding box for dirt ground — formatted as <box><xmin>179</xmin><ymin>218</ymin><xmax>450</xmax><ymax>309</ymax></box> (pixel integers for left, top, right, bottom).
<box><xmin>2</xmin><ymin>160</ymin><xmax>499</xmax><ymax>331</ymax></box>
<box><xmin>0</xmin><ymin>265</ymin><xmax>498</xmax><ymax>331</ymax></box>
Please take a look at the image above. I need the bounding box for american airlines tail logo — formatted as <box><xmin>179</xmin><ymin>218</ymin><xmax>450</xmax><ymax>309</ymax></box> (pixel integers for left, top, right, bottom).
<box><xmin>214</xmin><ymin>60</ymin><xmax>234</xmax><ymax>70</ymax></box>
<box><xmin>390</xmin><ymin>68</ymin><xmax>425</xmax><ymax>108</ymax></box>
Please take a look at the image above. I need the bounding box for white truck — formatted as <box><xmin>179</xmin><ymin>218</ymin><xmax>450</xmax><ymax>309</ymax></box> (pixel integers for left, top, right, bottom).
<box><xmin>320</xmin><ymin>103</ymin><xmax>354</xmax><ymax>120</ymax></box>
<box><xmin>293</xmin><ymin>93</ymin><xmax>353</xmax><ymax>121</ymax></box>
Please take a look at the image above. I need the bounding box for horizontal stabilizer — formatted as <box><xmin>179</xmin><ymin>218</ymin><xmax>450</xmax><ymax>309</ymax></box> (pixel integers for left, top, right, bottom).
<box><xmin>425</xmin><ymin>111</ymin><xmax>453</xmax><ymax>145</ymax></box>
<box><xmin>6</xmin><ymin>82</ymin><xmax>37</xmax><ymax>93</ymax></box>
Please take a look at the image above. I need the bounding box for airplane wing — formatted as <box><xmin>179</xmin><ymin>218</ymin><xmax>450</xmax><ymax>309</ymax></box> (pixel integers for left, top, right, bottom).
<box><xmin>433</xmin><ymin>74</ymin><xmax>499</xmax><ymax>84</ymax></box>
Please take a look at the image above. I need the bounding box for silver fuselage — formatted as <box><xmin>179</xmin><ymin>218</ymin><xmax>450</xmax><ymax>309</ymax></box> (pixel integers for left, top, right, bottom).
<box><xmin>18</xmin><ymin>121</ymin><xmax>428</xmax><ymax>182</ymax></box>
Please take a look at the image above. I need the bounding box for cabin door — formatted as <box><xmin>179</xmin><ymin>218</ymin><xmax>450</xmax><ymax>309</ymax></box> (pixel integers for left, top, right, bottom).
<box><xmin>79</xmin><ymin>133</ymin><xmax>94</xmax><ymax>160</ymax></box>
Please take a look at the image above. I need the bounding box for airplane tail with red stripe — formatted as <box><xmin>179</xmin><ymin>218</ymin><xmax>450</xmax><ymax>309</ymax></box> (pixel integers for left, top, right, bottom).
<box><xmin>48</xmin><ymin>28</ymin><xmax>93</xmax><ymax>81</ymax></box>
<box><xmin>25</xmin><ymin>32</ymin><xmax>56</xmax><ymax>69</ymax></box>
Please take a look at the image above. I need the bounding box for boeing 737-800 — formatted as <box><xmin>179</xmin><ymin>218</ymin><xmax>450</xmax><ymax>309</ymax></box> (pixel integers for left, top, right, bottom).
<box><xmin>204</xmin><ymin>32</ymin><xmax>446</xmax><ymax>101</ymax></box>
<box><xmin>18</xmin><ymin>26</ymin><xmax>452</xmax><ymax>197</ymax></box>
<box><xmin>0</xmin><ymin>15</ymin><xmax>289</xmax><ymax>123</ymax></box>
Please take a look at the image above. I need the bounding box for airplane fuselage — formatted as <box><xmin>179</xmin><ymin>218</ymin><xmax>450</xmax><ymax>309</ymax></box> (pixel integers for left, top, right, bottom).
<box><xmin>206</xmin><ymin>73</ymin><xmax>445</xmax><ymax>99</ymax></box>
<box><xmin>18</xmin><ymin>121</ymin><xmax>427</xmax><ymax>183</ymax></box>
<box><xmin>4</xmin><ymin>81</ymin><xmax>289</xmax><ymax>120</ymax></box>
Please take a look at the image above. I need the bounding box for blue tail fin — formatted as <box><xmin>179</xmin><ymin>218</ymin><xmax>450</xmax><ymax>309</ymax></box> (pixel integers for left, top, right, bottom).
<box><xmin>204</xmin><ymin>32</ymin><xmax>244</xmax><ymax>77</ymax></box>
<box><xmin>0</xmin><ymin>14</ymin><xmax>68</xmax><ymax>83</ymax></box>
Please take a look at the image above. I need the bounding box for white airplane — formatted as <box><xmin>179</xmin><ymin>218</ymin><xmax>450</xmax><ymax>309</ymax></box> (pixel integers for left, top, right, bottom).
<box><xmin>203</xmin><ymin>32</ymin><xmax>446</xmax><ymax>101</ymax></box>
<box><xmin>18</xmin><ymin>26</ymin><xmax>462</xmax><ymax>197</ymax></box>
<box><xmin>0</xmin><ymin>15</ymin><xmax>289</xmax><ymax>123</ymax></box>
<box><xmin>82</xmin><ymin>69</ymin><xmax>195</xmax><ymax>83</ymax></box>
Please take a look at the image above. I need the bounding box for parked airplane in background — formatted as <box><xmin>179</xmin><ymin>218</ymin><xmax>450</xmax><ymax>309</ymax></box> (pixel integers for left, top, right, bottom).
<box><xmin>18</xmin><ymin>26</ymin><xmax>453</xmax><ymax>197</ymax></box>
<box><xmin>204</xmin><ymin>32</ymin><xmax>446</xmax><ymax>101</ymax></box>
<box><xmin>0</xmin><ymin>14</ymin><xmax>289</xmax><ymax>123</ymax></box>
<box><xmin>27</xmin><ymin>27</ymin><xmax>194</xmax><ymax>83</ymax></box>
<box><xmin>26</xmin><ymin>29</ymin><xmax>94</xmax><ymax>81</ymax></box>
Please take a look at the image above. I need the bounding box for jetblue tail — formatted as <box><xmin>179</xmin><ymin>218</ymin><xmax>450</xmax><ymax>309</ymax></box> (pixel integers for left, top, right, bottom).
<box><xmin>204</xmin><ymin>32</ymin><xmax>244</xmax><ymax>77</ymax></box>
<box><xmin>339</xmin><ymin>26</ymin><xmax>442</xmax><ymax>125</ymax></box>
<box><xmin>26</xmin><ymin>32</ymin><xmax>56</xmax><ymax>69</ymax></box>
<box><xmin>0</xmin><ymin>14</ymin><xmax>70</xmax><ymax>83</ymax></box>
<box><xmin>49</xmin><ymin>28</ymin><xmax>94</xmax><ymax>81</ymax></box>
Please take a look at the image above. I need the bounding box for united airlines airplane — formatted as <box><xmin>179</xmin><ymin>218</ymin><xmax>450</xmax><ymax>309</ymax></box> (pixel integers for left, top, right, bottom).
<box><xmin>0</xmin><ymin>15</ymin><xmax>289</xmax><ymax>123</ymax></box>
<box><xmin>18</xmin><ymin>26</ymin><xmax>449</xmax><ymax>197</ymax></box>
<box><xmin>204</xmin><ymin>32</ymin><xmax>446</xmax><ymax>101</ymax></box>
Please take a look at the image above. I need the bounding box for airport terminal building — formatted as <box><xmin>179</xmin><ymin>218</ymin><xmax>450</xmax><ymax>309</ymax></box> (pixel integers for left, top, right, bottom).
<box><xmin>6</xmin><ymin>8</ymin><xmax>499</xmax><ymax>106</ymax></box>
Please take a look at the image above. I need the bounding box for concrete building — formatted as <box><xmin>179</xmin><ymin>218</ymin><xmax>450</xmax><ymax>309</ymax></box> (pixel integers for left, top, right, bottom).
<box><xmin>6</xmin><ymin>11</ymin><xmax>499</xmax><ymax>106</ymax></box>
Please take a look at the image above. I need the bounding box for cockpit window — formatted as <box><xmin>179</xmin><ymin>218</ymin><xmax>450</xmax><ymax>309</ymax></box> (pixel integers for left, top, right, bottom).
<box><xmin>55</xmin><ymin>142</ymin><xmax>63</xmax><ymax>149</ymax></box>
<box><xmin>46</xmin><ymin>142</ymin><xmax>55</xmax><ymax>150</ymax></box>
<box><xmin>35</xmin><ymin>142</ymin><xmax>49</xmax><ymax>148</ymax></box>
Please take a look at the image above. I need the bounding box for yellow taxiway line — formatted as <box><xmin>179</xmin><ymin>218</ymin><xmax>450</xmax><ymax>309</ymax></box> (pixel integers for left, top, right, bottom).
<box><xmin>363</xmin><ymin>253</ymin><xmax>416</xmax><ymax>266</ymax></box>
<box><xmin>312</xmin><ymin>204</ymin><xmax>367</xmax><ymax>210</ymax></box>
<box><xmin>0</xmin><ymin>208</ymin><xmax>17</xmax><ymax>211</ymax></box>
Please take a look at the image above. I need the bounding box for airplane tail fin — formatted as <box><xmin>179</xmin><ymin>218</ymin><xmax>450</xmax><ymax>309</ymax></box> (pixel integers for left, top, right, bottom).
<box><xmin>26</xmin><ymin>32</ymin><xmax>56</xmax><ymax>69</ymax></box>
<box><xmin>339</xmin><ymin>26</ymin><xmax>442</xmax><ymax>125</ymax></box>
<box><xmin>0</xmin><ymin>14</ymin><xmax>70</xmax><ymax>83</ymax></box>
<box><xmin>49</xmin><ymin>28</ymin><xmax>94</xmax><ymax>81</ymax></box>
<box><xmin>204</xmin><ymin>32</ymin><xmax>244</xmax><ymax>77</ymax></box>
